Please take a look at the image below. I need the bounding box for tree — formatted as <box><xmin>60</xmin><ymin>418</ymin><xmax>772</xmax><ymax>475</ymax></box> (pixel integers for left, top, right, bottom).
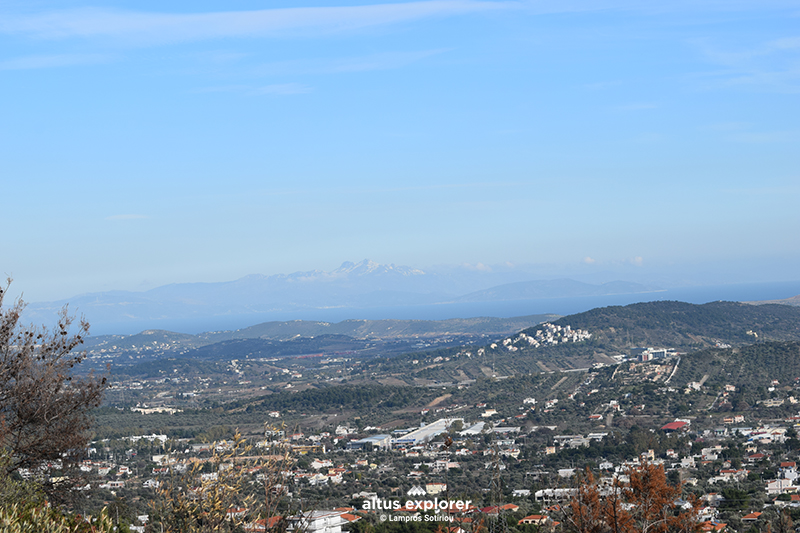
<box><xmin>0</xmin><ymin>280</ymin><xmax>107</xmax><ymax>482</ymax></box>
<box><xmin>565</xmin><ymin>462</ymin><xmax>698</xmax><ymax>533</ymax></box>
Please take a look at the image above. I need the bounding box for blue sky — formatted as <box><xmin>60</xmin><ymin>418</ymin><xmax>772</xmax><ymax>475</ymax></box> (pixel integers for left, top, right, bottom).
<box><xmin>2</xmin><ymin>0</ymin><xmax>799</xmax><ymax>302</ymax></box>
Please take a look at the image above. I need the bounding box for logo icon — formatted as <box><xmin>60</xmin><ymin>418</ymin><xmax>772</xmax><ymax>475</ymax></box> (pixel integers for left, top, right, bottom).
<box><xmin>407</xmin><ymin>485</ymin><xmax>427</xmax><ymax>497</ymax></box>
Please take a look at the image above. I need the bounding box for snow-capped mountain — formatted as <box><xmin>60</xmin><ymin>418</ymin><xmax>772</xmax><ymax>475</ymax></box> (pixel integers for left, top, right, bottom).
<box><xmin>22</xmin><ymin>260</ymin><xmax>660</xmax><ymax>333</ymax></box>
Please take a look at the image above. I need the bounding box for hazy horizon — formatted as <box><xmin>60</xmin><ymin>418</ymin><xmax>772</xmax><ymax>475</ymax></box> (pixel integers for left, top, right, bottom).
<box><xmin>16</xmin><ymin>258</ymin><xmax>800</xmax><ymax>335</ymax></box>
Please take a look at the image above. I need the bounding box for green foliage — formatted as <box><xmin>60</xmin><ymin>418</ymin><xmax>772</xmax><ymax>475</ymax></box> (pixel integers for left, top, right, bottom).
<box><xmin>720</xmin><ymin>487</ymin><xmax>750</xmax><ymax>511</ymax></box>
<box><xmin>0</xmin><ymin>452</ymin><xmax>45</xmax><ymax>509</ymax></box>
<box><xmin>0</xmin><ymin>504</ymin><xmax>116</xmax><ymax>532</ymax></box>
<box><xmin>239</xmin><ymin>385</ymin><xmax>419</xmax><ymax>412</ymax></box>
<box><xmin>184</xmin><ymin>335</ymin><xmax>370</xmax><ymax>361</ymax></box>
<box><xmin>545</xmin><ymin>301</ymin><xmax>800</xmax><ymax>350</ymax></box>
<box><xmin>677</xmin><ymin>341</ymin><xmax>800</xmax><ymax>392</ymax></box>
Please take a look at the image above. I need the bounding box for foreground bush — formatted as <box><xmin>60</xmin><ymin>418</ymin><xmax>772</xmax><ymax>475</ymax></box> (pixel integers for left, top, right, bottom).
<box><xmin>0</xmin><ymin>504</ymin><xmax>116</xmax><ymax>533</ymax></box>
<box><xmin>150</xmin><ymin>432</ymin><xmax>292</xmax><ymax>533</ymax></box>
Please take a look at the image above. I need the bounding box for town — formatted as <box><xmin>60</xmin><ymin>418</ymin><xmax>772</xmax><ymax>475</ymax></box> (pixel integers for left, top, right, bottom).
<box><xmin>35</xmin><ymin>332</ymin><xmax>800</xmax><ymax>533</ymax></box>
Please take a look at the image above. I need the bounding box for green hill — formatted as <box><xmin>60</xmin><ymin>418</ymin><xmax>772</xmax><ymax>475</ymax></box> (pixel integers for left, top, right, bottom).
<box><xmin>546</xmin><ymin>300</ymin><xmax>800</xmax><ymax>350</ymax></box>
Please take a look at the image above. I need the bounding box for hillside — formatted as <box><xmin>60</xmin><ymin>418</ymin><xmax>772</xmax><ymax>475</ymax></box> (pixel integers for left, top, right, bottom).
<box><xmin>673</xmin><ymin>340</ymin><xmax>800</xmax><ymax>396</ymax></box>
<box><xmin>356</xmin><ymin>301</ymin><xmax>800</xmax><ymax>385</ymax></box>
<box><xmin>96</xmin><ymin>341</ymin><xmax>800</xmax><ymax>442</ymax></box>
<box><xmin>203</xmin><ymin>314</ymin><xmax>560</xmax><ymax>342</ymax></box>
<box><xmin>747</xmin><ymin>294</ymin><xmax>800</xmax><ymax>307</ymax></box>
<box><xmin>546</xmin><ymin>300</ymin><xmax>800</xmax><ymax>349</ymax></box>
<box><xmin>83</xmin><ymin>314</ymin><xmax>559</xmax><ymax>370</ymax></box>
<box><xmin>184</xmin><ymin>334</ymin><xmax>371</xmax><ymax>360</ymax></box>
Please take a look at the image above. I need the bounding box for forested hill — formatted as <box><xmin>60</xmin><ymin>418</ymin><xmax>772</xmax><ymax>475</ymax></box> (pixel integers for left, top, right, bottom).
<box><xmin>543</xmin><ymin>301</ymin><xmax>800</xmax><ymax>350</ymax></box>
<box><xmin>675</xmin><ymin>341</ymin><xmax>800</xmax><ymax>395</ymax></box>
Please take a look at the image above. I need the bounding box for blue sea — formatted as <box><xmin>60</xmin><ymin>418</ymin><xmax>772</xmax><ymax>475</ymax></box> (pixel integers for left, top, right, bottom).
<box><xmin>95</xmin><ymin>279</ymin><xmax>800</xmax><ymax>335</ymax></box>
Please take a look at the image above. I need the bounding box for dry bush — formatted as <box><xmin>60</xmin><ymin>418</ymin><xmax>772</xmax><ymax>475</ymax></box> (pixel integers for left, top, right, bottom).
<box><xmin>565</xmin><ymin>462</ymin><xmax>699</xmax><ymax>533</ymax></box>
<box><xmin>150</xmin><ymin>430</ymin><xmax>293</xmax><ymax>533</ymax></box>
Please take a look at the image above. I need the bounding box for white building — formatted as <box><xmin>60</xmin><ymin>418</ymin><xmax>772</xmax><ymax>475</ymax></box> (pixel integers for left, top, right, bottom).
<box><xmin>288</xmin><ymin>511</ymin><xmax>349</xmax><ymax>533</ymax></box>
<box><xmin>767</xmin><ymin>479</ymin><xmax>795</xmax><ymax>495</ymax></box>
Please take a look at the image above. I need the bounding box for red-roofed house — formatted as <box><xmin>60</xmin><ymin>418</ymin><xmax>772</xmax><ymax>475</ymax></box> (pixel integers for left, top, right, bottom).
<box><xmin>245</xmin><ymin>516</ymin><xmax>283</xmax><ymax>532</ymax></box>
<box><xmin>699</xmin><ymin>522</ymin><xmax>727</xmax><ymax>532</ymax></box>
<box><xmin>661</xmin><ymin>421</ymin><xmax>689</xmax><ymax>432</ymax></box>
<box><xmin>519</xmin><ymin>515</ymin><xmax>550</xmax><ymax>525</ymax></box>
<box><xmin>340</xmin><ymin>514</ymin><xmax>361</xmax><ymax>524</ymax></box>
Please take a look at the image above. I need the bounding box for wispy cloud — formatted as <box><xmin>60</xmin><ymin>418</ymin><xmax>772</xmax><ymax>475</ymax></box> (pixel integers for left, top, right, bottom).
<box><xmin>0</xmin><ymin>1</ymin><xmax>518</xmax><ymax>45</ymax></box>
<box><xmin>692</xmin><ymin>34</ymin><xmax>800</xmax><ymax>93</ymax></box>
<box><xmin>461</xmin><ymin>262</ymin><xmax>493</xmax><ymax>271</ymax></box>
<box><xmin>2</xmin><ymin>0</ymin><xmax>796</xmax><ymax>48</ymax></box>
<box><xmin>0</xmin><ymin>53</ymin><xmax>109</xmax><ymax>70</ymax></box>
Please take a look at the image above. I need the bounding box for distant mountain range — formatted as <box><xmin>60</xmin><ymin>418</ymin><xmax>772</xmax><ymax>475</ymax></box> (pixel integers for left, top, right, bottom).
<box><xmin>24</xmin><ymin>260</ymin><xmax>661</xmax><ymax>333</ymax></box>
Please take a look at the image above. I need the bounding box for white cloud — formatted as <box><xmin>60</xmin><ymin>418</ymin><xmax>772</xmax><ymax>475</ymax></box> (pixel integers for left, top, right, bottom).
<box><xmin>2</xmin><ymin>0</ymin><xmax>795</xmax><ymax>48</ymax></box>
<box><xmin>462</xmin><ymin>262</ymin><xmax>492</xmax><ymax>271</ymax></box>
<box><xmin>0</xmin><ymin>1</ymin><xmax>518</xmax><ymax>45</ymax></box>
<box><xmin>582</xmin><ymin>257</ymin><xmax>596</xmax><ymax>264</ymax></box>
<box><xmin>692</xmin><ymin>34</ymin><xmax>800</xmax><ymax>93</ymax></box>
